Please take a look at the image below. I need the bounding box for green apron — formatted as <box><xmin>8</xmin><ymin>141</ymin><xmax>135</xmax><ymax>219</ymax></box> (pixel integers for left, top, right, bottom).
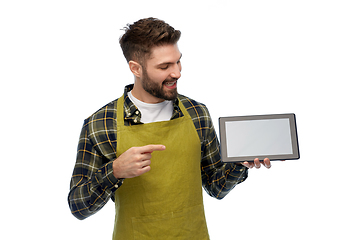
<box><xmin>113</xmin><ymin>95</ymin><xmax>210</xmax><ymax>240</ymax></box>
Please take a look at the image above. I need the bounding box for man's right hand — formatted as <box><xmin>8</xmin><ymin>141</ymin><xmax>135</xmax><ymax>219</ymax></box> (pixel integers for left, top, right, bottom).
<box><xmin>112</xmin><ymin>145</ymin><xmax>166</xmax><ymax>179</ymax></box>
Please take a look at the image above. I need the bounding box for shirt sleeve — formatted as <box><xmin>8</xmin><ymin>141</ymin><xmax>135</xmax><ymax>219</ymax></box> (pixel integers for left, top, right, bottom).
<box><xmin>200</xmin><ymin>107</ymin><xmax>249</xmax><ymax>199</ymax></box>
<box><xmin>68</xmin><ymin>119</ymin><xmax>123</xmax><ymax>220</ymax></box>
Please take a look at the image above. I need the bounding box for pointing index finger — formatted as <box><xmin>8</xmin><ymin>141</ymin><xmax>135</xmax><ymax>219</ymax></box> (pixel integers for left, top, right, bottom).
<box><xmin>141</xmin><ymin>144</ymin><xmax>166</xmax><ymax>154</ymax></box>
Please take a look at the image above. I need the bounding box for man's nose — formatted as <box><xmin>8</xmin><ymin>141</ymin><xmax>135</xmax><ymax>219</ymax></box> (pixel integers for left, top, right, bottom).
<box><xmin>170</xmin><ymin>64</ymin><xmax>181</xmax><ymax>79</ymax></box>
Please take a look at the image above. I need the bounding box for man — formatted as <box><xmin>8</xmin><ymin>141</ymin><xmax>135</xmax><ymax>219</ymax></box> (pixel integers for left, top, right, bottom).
<box><xmin>68</xmin><ymin>17</ymin><xmax>271</xmax><ymax>239</ymax></box>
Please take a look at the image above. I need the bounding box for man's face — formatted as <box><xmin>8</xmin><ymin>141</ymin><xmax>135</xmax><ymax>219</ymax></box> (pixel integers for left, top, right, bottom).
<box><xmin>139</xmin><ymin>44</ymin><xmax>182</xmax><ymax>102</ymax></box>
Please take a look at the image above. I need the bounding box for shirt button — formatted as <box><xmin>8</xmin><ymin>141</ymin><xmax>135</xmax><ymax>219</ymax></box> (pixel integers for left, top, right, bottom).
<box><xmin>114</xmin><ymin>184</ymin><xmax>119</xmax><ymax>188</ymax></box>
<box><xmin>134</xmin><ymin>119</ymin><xmax>138</xmax><ymax>123</ymax></box>
<box><xmin>135</xmin><ymin>110</ymin><xmax>139</xmax><ymax>115</ymax></box>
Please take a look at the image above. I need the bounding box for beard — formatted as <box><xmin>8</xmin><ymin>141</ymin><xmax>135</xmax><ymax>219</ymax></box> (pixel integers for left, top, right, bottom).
<box><xmin>141</xmin><ymin>68</ymin><xmax>178</xmax><ymax>101</ymax></box>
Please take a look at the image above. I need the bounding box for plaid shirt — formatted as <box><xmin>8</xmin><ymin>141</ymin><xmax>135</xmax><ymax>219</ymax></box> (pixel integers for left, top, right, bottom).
<box><xmin>68</xmin><ymin>84</ymin><xmax>248</xmax><ymax>220</ymax></box>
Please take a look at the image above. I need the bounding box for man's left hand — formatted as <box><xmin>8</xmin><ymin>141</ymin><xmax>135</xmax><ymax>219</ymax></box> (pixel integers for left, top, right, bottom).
<box><xmin>236</xmin><ymin>158</ymin><xmax>271</xmax><ymax>169</ymax></box>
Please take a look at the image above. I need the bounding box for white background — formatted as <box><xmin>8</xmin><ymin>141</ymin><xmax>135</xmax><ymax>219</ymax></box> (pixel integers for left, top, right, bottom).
<box><xmin>1</xmin><ymin>1</ymin><xmax>359</xmax><ymax>239</ymax></box>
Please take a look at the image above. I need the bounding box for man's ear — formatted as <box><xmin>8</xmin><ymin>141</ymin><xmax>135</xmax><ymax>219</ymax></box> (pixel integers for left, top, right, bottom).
<box><xmin>129</xmin><ymin>60</ymin><xmax>142</xmax><ymax>78</ymax></box>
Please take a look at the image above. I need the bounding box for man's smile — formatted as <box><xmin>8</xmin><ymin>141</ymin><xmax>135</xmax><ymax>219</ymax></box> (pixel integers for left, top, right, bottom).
<box><xmin>163</xmin><ymin>79</ymin><xmax>177</xmax><ymax>89</ymax></box>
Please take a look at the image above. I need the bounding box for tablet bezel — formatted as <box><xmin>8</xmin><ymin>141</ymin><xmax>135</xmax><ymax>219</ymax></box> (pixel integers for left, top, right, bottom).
<box><xmin>219</xmin><ymin>113</ymin><xmax>300</xmax><ymax>162</ymax></box>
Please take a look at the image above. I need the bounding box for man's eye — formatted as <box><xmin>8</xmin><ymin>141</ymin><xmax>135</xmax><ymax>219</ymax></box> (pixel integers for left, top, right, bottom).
<box><xmin>160</xmin><ymin>66</ymin><xmax>168</xmax><ymax>70</ymax></box>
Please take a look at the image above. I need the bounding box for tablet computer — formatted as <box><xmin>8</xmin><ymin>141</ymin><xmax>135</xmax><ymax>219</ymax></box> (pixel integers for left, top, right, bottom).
<box><xmin>219</xmin><ymin>113</ymin><xmax>300</xmax><ymax>162</ymax></box>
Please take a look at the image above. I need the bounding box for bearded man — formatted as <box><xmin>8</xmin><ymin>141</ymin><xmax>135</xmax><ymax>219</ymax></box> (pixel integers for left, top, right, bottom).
<box><xmin>68</xmin><ymin>17</ymin><xmax>271</xmax><ymax>240</ymax></box>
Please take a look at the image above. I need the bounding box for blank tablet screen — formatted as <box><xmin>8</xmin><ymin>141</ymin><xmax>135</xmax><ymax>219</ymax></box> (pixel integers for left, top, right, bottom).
<box><xmin>219</xmin><ymin>113</ymin><xmax>300</xmax><ymax>162</ymax></box>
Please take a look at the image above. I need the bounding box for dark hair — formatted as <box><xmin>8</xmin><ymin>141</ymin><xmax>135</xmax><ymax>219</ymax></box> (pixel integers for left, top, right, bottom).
<box><xmin>119</xmin><ymin>17</ymin><xmax>181</xmax><ymax>64</ymax></box>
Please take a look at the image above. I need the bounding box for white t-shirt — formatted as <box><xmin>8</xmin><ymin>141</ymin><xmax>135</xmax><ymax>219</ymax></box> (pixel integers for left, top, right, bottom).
<box><xmin>128</xmin><ymin>91</ymin><xmax>173</xmax><ymax>124</ymax></box>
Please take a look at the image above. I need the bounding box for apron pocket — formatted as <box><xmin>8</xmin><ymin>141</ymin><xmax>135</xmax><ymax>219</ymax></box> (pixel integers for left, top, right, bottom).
<box><xmin>132</xmin><ymin>204</ymin><xmax>209</xmax><ymax>240</ymax></box>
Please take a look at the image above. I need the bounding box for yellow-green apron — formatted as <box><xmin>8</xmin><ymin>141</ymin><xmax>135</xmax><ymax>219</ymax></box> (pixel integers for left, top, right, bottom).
<box><xmin>113</xmin><ymin>95</ymin><xmax>210</xmax><ymax>240</ymax></box>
